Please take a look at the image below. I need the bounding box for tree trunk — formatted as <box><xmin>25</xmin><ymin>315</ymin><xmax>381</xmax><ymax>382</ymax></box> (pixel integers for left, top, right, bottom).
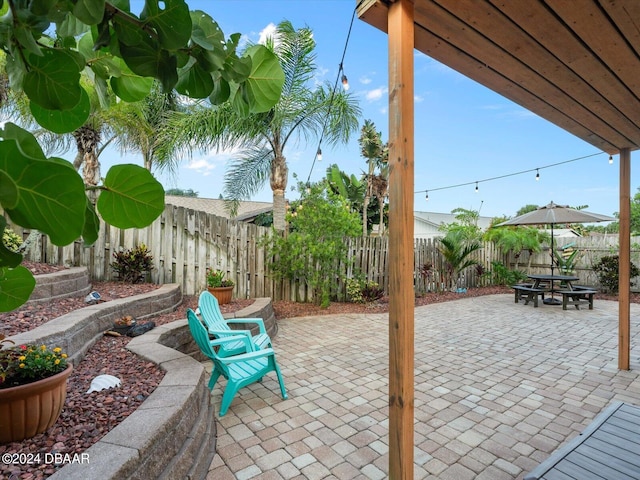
<box><xmin>377</xmin><ymin>194</ymin><xmax>385</xmax><ymax>236</ymax></box>
<box><xmin>272</xmin><ymin>189</ymin><xmax>286</xmax><ymax>231</ymax></box>
<box><xmin>270</xmin><ymin>154</ymin><xmax>288</xmax><ymax>230</ymax></box>
<box><xmin>362</xmin><ymin>194</ymin><xmax>370</xmax><ymax>236</ymax></box>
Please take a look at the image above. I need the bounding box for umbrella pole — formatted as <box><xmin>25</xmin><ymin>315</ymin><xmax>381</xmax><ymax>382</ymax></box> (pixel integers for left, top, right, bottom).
<box><xmin>544</xmin><ymin>223</ymin><xmax>562</xmax><ymax>305</ymax></box>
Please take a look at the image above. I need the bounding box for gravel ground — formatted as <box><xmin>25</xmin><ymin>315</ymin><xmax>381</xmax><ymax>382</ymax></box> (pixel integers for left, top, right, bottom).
<box><xmin>0</xmin><ymin>263</ymin><xmax>633</xmax><ymax>479</ymax></box>
<box><xmin>0</xmin><ymin>265</ymin><xmax>251</xmax><ymax>480</ymax></box>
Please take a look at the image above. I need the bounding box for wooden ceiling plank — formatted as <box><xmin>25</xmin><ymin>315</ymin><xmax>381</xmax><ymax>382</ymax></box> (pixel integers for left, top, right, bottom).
<box><xmin>600</xmin><ymin>0</ymin><xmax>640</xmax><ymax>59</ymax></box>
<box><xmin>492</xmin><ymin>0</ymin><xmax>640</xmax><ymax>136</ymax></box>
<box><xmin>546</xmin><ymin>0</ymin><xmax>640</xmax><ymax>98</ymax></box>
<box><xmin>413</xmin><ymin>1</ymin><xmax>633</xmax><ymax>148</ymax></box>
<box><xmin>412</xmin><ymin>24</ymin><xmax>618</xmax><ymax>152</ymax></box>
<box><xmin>357</xmin><ymin>0</ymin><xmax>389</xmax><ymax>34</ymax></box>
<box><xmin>451</xmin><ymin>0</ymin><xmax>640</xmax><ymax>145</ymax></box>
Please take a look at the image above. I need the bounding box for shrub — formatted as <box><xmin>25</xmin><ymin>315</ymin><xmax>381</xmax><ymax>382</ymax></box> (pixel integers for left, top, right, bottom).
<box><xmin>489</xmin><ymin>261</ymin><xmax>528</xmax><ymax>286</ymax></box>
<box><xmin>263</xmin><ymin>182</ymin><xmax>361</xmax><ymax>308</ymax></box>
<box><xmin>346</xmin><ymin>277</ymin><xmax>384</xmax><ymax>303</ymax></box>
<box><xmin>3</xmin><ymin>228</ymin><xmax>22</xmax><ymax>253</ymax></box>
<box><xmin>592</xmin><ymin>255</ymin><xmax>640</xmax><ymax>293</ymax></box>
<box><xmin>110</xmin><ymin>244</ymin><xmax>154</xmax><ymax>284</ymax></box>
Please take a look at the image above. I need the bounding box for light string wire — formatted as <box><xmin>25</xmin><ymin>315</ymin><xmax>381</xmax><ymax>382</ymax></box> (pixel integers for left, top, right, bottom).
<box><xmin>305</xmin><ymin>1</ymin><xmax>362</xmax><ymax>185</ymax></box>
<box><xmin>418</xmin><ymin>151</ymin><xmax>606</xmax><ymax>196</ymax></box>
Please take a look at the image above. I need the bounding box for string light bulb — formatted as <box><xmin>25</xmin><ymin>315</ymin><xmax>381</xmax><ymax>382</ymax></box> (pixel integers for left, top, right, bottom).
<box><xmin>425</xmin><ymin>191</ymin><xmax>429</xmax><ymax>201</ymax></box>
<box><xmin>341</xmin><ymin>74</ymin><xmax>349</xmax><ymax>91</ymax></box>
<box><xmin>317</xmin><ymin>147</ymin><xmax>322</xmax><ymax>161</ymax></box>
<box><xmin>535</xmin><ymin>169</ymin><xmax>540</xmax><ymax>181</ymax></box>
<box><xmin>609</xmin><ymin>155</ymin><xmax>613</xmax><ymax>164</ymax></box>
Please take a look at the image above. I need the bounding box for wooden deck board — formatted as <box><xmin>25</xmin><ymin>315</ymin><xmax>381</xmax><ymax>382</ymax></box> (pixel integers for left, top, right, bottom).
<box><xmin>525</xmin><ymin>402</ymin><xmax>640</xmax><ymax>480</ymax></box>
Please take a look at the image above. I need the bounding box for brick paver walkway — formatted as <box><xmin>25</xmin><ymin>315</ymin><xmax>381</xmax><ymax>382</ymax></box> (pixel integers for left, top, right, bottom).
<box><xmin>206</xmin><ymin>294</ymin><xmax>640</xmax><ymax>479</ymax></box>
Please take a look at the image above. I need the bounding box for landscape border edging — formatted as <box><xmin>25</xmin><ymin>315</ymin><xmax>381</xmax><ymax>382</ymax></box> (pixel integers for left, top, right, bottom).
<box><xmin>28</xmin><ymin>267</ymin><xmax>91</xmax><ymax>304</ymax></box>
<box><xmin>39</xmin><ymin>295</ymin><xmax>276</xmax><ymax>480</ymax></box>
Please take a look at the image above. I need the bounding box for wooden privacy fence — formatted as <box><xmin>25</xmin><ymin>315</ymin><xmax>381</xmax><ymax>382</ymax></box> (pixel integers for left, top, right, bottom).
<box><xmin>506</xmin><ymin>235</ymin><xmax>639</xmax><ymax>288</ymax></box>
<box><xmin>6</xmin><ymin>205</ymin><xmax>637</xmax><ymax>300</ymax></box>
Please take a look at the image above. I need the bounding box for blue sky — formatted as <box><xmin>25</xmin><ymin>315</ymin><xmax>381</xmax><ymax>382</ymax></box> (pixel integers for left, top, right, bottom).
<box><xmin>101</xmin><ymin>0</ymin><xmax>634</xmax><ymax>220</ymax></box>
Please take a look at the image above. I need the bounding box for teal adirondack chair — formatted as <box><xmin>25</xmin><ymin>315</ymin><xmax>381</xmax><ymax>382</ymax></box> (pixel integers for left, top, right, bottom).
<box><xmin>198</xmin><ymin>290</ymin><xmax>272</xmax><ymax>357</ymax></box>
<box><xmin>187</xmin><ymin>308</ymin><xmax>287</xmax><ymax>416</ymax></box>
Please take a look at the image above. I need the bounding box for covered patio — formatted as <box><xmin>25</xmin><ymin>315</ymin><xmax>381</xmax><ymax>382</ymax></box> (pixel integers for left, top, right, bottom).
<box><xmin>208</xmin><ymin>295</ymin><xmax>640</xmax><ymax>478</ymax></box>
<box><xmin>356</xmin><ymin>1</ymin><xmax>640</xmax><ymax>476</ymax></box>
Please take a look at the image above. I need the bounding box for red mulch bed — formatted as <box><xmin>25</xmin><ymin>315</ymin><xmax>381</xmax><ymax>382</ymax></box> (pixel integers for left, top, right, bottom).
<box><xmin>0</xmin><ymin>264</ymin><xmax>635</xmax><ymax>478</ymax></box>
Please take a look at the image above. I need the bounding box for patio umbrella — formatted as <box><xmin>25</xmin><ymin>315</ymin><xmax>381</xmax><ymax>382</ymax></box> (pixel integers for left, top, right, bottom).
<box><xmin>496</xmin><ymin>201</ymin><xmax>613</xmax><ymax>302</ymax></box>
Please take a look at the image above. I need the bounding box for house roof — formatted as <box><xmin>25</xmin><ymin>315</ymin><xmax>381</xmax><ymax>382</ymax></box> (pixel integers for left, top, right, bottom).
<box><xmin>414</xmin><ymin>211</ymin><xmax>494</xmax><ymax>230</ymax></box>
<box><xmin>357</xmin><ymin>0</ymin><xmax>640</xmax><ymax>154</ymax></box>
<box><xmin>164</xmin><ymin>196</ymin><xmax>272</xmax><ymax>220</ymax></box>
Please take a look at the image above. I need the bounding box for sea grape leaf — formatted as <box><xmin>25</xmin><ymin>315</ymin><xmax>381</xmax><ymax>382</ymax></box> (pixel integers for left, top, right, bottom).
<box><xmin>98</xmin><ymin>164</ymin><xmax>165</xmax><ymax>228</ymax></box>
<box><xmin>0</xmin><ymin>266</ymin><xmax>35</xmax><ymax>312</ymax></box>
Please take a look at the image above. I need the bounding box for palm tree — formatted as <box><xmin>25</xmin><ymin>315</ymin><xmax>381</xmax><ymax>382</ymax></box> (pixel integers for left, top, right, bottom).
<box><xmin>483</xmin><ymin>223</ymin><xmax>549</xmax><ymax>271</ymax></box>
<box><xmin>114</xmin><ymin>82</ymin><xmax>182</xmax><ymax>173</ymax></box>
<box><xmin>438</xmin><ymin>231</ymin><xmax>482</xmax><ymax>291</ymax></box>
<box><xmin>358</xmin><ymin>119</ymin><xmax>388</xmax><ymax>236</ymax></box>
<box><xmin>156</xmin><ymin>21</ymin><xmax>361</xmax><ymax>230</ymax></box>
<box><xmin>1</xmin><ymin>75</ymin><xmax>138</xmax><ymax>186</ymax></box>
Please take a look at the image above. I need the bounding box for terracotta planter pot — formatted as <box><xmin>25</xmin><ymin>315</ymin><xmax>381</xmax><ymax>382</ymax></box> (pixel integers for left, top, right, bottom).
<box><xmin>0</xmin><ymin>364</ymin><xmax>73</xmax><ymax>444</ymax></box>
<box><xmin>207</xmin><ymin>286</ymin><xmax>234</xmax><ymax>305</ymax></box>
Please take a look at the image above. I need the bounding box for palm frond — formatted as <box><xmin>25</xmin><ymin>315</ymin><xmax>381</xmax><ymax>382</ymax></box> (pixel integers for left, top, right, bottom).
<box><xmin>223</xmin><ymin>145</ymin><xmax>274</xmax><ymax>202</ymax></box>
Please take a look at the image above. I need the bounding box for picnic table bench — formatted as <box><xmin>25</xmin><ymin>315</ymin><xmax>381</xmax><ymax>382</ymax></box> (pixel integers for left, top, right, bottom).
<box><xmin>512</xmin><ymin>284</ymin><xmax>546</xmax><ymax>307</ymax></box>
<box><xmin>557</xmin><ymin>286</ymin><xmax>597</xmax><ymax>310</ymax></box>
<box><xmin>524</xmin><ymin>401</ymin><xmax>640</xmax><ymax>480</ymax></box>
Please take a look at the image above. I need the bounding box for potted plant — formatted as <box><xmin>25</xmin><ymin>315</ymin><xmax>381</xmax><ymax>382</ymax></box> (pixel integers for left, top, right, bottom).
<box><xmin>206</xmin><ymin>267</ymin><xmax>235</xmax><ymax>304</ymax></box>
<box><xmin>0</xmin><ymin>335</ymin><xmax>72</xmax><ymax>444</ymax></box>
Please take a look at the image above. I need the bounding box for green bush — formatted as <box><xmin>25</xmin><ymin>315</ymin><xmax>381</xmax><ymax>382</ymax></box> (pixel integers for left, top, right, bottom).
<box><xmin>263</xmin><ymin>182</ymin><xmax>361</xmax><ymax>307</ymax></box>
<box><xmin>2</xmin><ymin>228</ymin><xmax>22</xmax><ymax>253</ymax></box>
<box><xmin>488</xmin><ymin>261</ymin><xmax>528</xmax><ymax>286</ymax></box>
<box><xmin>110</xmin><ymin>244</ymin><xmax>154</xmax><ymax>284</ymax></box>
<box><xmin>346</xmin><ymin>277</ymin><xmax>384</xmax><ymax>303</ymax></box>
<box><xmin>592</xmin><ymin>255</ymin><xmax>640</xmax><ymax>293</ymax></box>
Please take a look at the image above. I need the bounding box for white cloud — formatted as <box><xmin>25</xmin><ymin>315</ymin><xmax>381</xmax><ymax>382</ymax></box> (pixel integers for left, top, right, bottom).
<box><xmin>258</xmin><ymin>23</ymin><xmax>277</xmax><ymax>46</ymax></box>
<box><xmin>365</xmin><ymin>87</ymin><xmax>388</xmax><ymax>102</ymax></box>
<box><xmin>185</xmin><ymin>147</ymin><xmax>242</xmax><ymax>176</ymax></box>
<box><xmin>414</xmin><ymin>94</ymin><xmax>424</xmax><ymax>103</ymax></box>
<box><xmin>359</xmin><ymin>75</ymin><xmax>372</xmax><ymax>85</ymax></box>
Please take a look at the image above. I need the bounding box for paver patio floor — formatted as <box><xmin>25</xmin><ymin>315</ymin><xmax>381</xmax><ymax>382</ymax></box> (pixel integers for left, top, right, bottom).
<box><xmin>206</xmin><ymin>293</ymin><xmax>640</xmax><ymax>479</ymax></box>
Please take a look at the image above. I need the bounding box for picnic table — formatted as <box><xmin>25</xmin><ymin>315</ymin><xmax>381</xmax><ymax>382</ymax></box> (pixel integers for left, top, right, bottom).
<box><xmin>513</xmin><ymin>274</ymin><xmax>596</xmax><ymax>309</ymax></box>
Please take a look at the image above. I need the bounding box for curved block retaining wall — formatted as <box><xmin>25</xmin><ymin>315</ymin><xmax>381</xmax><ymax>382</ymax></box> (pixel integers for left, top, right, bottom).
<box><xmin>8</xmin><ymin>289</ymin><xmax>276</xmax><ymax>480</ymax></box>
<box><xmin>28</xmin><ymin>267</ymin><xmax>91</xmax><ymax>304</ymax></box>
<box><xmin>9</xmin><ymin>284</ymin><xmax>183</xmax><ymax>365</ymax></box>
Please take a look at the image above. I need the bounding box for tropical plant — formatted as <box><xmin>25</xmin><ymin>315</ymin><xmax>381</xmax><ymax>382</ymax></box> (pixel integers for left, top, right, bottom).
<box><xmin>110</xmin><ymin>244</ymin><xmax>154</xmax><ymax>284</ymax></box>
<box><xmin>263</xmin><ymin>181</ymin><xmax>361</xmax><ymax>307</ymax></box>
<box><xmin>592</xmin><ymin>255</ymin><xmax>640</xmax><ymax>293</ymax></box>
<box><xmin>325</xmin><ymin>164</ymin><xmax>366</xmax><ymax>212</ymax></box>
<box><xmin>0</xmin><ymin>336</ymin><xmax>68</xmax><ymax>389</ymax></box>
<box><xmin>438</xmin><ymin>231</ymin><xmax>482</xmax><ymax>291</ymax></box>
<box><xmin>0</xmin><ymin>1</ymin><xmax>284</xmax><ymax>311</ymax></box>
<box><xmin>486</xmin><ymin>261</ymin><xmax>528</xmax><ymax>286</ymax></box>
<box><xmin>156</xmin><ymin>21</ymin><xmax>361</xmax><ymax>231</ymax></box>
<box><xmin>483</xmin><ymin>222</ymin><xmax>549</xmax><ymax>271</ymax></box>
<box><xmin>358</xmin><ymin>119</ymin><xmax>388</xmax><ymax>236</ymax></box>
<box><xmin>2</xmin><ymin>228</ymin><xmax>22</xmax><ymax>253</ymax></box>
<box><xmin>553</xmin><ymin>246</ymin><xmax>582</xmax><ymax>275</ymax></box>
<box><xmin>165</xmin><ymin>188</ymin><xmax>199</xmax><ymax>197</ymax></box>
<box><xmin>439</xmin><ymin>208</ymin><xmax>484</xmax><ymax>245</ymax></box>
<box><xmin>346</xmin><ymin>276</ymin><xmax>384</xmax><ymax>304</ymax></box>
<box><xmin>206</xmin><ymin>268</ymin><xmax>234</xmax><ymax>288</ymax></box>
